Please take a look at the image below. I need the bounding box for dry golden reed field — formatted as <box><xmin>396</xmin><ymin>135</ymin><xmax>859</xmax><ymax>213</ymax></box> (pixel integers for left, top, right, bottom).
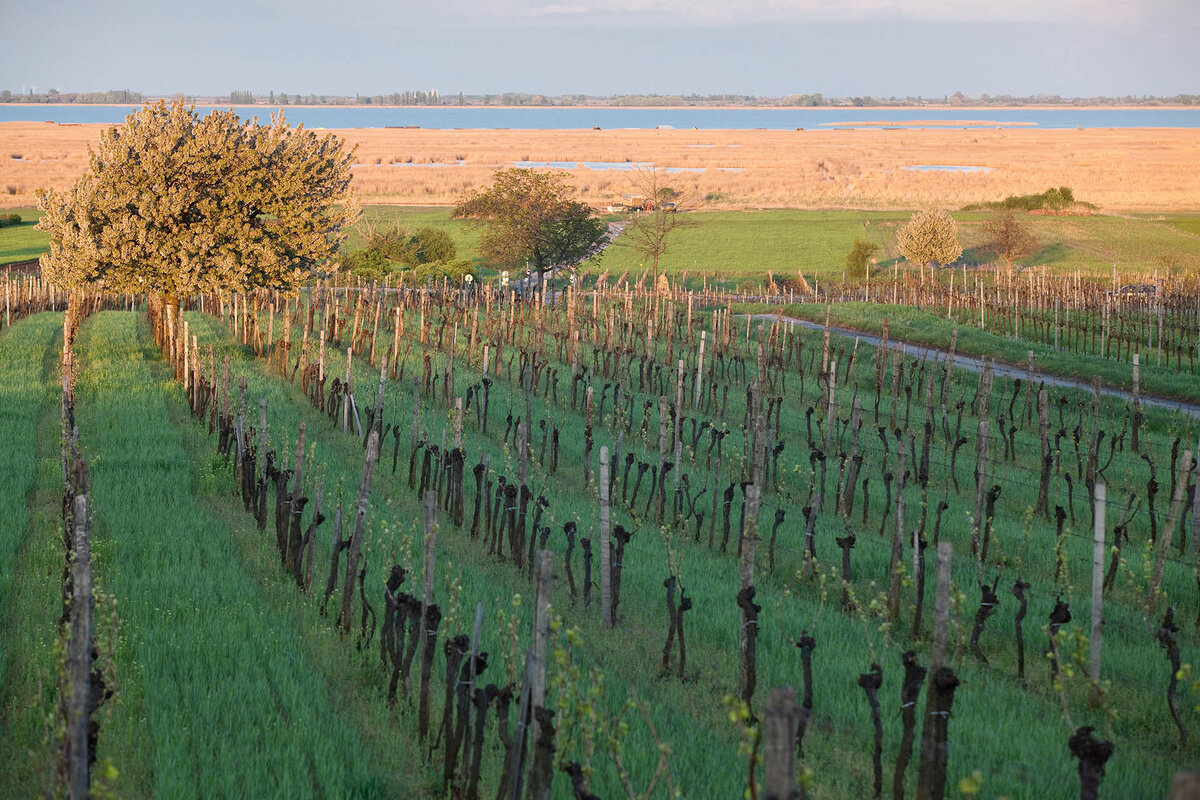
<box><xmin>2</xmin><ymin>120</ymin><xmax>1199</xmax><ymax>211</ymax></box>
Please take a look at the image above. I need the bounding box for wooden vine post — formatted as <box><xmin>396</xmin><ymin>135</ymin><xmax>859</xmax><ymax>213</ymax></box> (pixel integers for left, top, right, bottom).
<box><xmin>674</xmin><ymin>359</ymin><xmax>684</xmax><ymax>497</ymax></box>
<box><xmin>888</xmin><ymin>436</ymin><xmax>908</xmax><ymax>620</ymax></box>
<box><xmin>66</xmin><ymin>493</ymin><xmax>93</xmax><ymax>800</ymax></box>
<box><xmin>600</xmin><ymin>446</ymin><xmax>613</xmax><ymax>628</ymax></box>
<box><xmin>1191</xmin><ymin>432</ymin><xmax>1200</xmax><ymax>559</ymax></box>
<box><xmin>524</xmin><ymin>549</ymin><xmax>555</xmax><ymax>800</ymax></box>
<box><xmin>339</xmin><ymin>429</ymin><xmax>380</xmax><ymax>630</ymax></box>
<box><xmin>418</xmin><ymin>488</ymin><xmax>439</xmax><ymax>740</ymax></box>
<box><xmin>342</xmin><ymin>347</ymin><xmax>353</xmax><ymax>433</ymax></box>
<box><xmin>1150</xmin><ymin>450</ymin><xmax>1194</xmax><ymax>612</ymax></box>
<box><xmin>739</xmin><ymin>480</ymin><xmax>762</xmax><ymax>715</ymax></box>
<box><xmin>286</xmin><ymin>422</ymin><xmax>307</xmax><ymax>570</ymax></box>
<box><xmin>916</xmin><ymin>541</ymin><xmax>958</xmax><ymax>800</ymax></box>
<box><xmin>1090</xmin><ymin>482</ymin><xmax>1105</xmax><ymax>707</ymax></box>
<box><xmin>971</xmin><ymin>420</ymin><xmax>989</xmax><ymax>557</ymax></box>
<box><xmin>824</xmin><ymin>361</ymin><xmax>837</xmax><ymax>456</ymax></box>
<box><xmin>763</xmin><ymin>686</ymin><xmax>800</xmax><ymax>800</ymax></box>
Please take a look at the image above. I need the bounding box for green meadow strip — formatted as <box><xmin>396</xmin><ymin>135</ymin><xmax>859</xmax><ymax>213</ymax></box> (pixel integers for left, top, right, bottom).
<box><xmin>0</xmin><ymin>314</ymin><xmax>62</xmax><ymax>676</ymax></box>
<box><xmin>73</xmin><ymin>311</ymin><xmax>403</xmax><ymax>799</ymax></box>
<box><xmin>0</xmin><ymin>313</ymin><xmax>66</xmax><ymax>795</ymax></box>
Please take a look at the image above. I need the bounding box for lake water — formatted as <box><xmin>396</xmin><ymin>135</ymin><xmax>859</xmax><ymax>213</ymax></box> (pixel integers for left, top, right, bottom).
<box><xmin>2</xmin><ymin>105</ymin><xmax>1199</xmax><ymax>130</ymax></box>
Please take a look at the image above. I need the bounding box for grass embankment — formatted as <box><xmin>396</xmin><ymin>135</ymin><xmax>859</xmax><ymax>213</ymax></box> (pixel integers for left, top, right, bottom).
<box><xmin>71</xmin><ymin>312</ymin><xmax>429</xmax><ymax>798</ymax></box>
<box><xmin>736</xmin><ymin>301</ymin><xmax>1200</xmax><ymax>406</ymax></box>
<box><xmin>185</xmin><ymin>297</ymin><xmax>1198</xmax><ymax>798</ymax></box>
<box><xmin>0</xmin><ymin>313</ymin><xmax>66</xmax><ymax>795</ymax></box>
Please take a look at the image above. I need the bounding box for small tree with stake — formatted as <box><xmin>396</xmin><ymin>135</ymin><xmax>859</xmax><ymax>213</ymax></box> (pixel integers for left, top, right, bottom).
<box><xmin>37</xmin><ymin>99</ymin><xmax>358</xmax><ymax>309</ymax></box>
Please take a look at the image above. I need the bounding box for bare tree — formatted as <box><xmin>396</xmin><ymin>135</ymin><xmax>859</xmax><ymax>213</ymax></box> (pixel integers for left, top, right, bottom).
<box><xmin>983</xmin><ymin>212</ymin><xmax>1038</xmax><ymax>279</ymax></box>
<box><xmin>618</xmin><ymin>166</ymin><xmax>698</xmax><ymax>291</ymax></box>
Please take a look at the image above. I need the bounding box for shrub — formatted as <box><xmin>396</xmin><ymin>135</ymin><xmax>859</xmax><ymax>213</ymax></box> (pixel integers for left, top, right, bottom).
<box><xmin>844</xmin><ymin>237</ymin><xmax>880</xmax><ymax>280</ymax></box>
<box><xmin>969</xmin><ymin>186</ymin><xmax>1086</xmax><ymax>213</ymax></box>
<box><xmin>342</xmin><ymin>248</ymin><xmax>397</xmax><ymax>280</ymax></box>
<box><xmin>344</xmin><ymin>222</ymin><xmax>461</xmax><ymax>279</ymax></box>
<box><xmin>408</xmin><ymin>226</ymin><xmax>455</xmax><ymax>264</ymax></box>
<box><xmin>0</xmin><ymin>213</ymin><xmax>21</xmax><ymax>227</ymax></box>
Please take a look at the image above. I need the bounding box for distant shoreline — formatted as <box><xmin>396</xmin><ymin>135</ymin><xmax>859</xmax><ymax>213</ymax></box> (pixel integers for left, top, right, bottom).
<box><xmin>1</xmin><ymin>102</ymin><xmax>1196</xmax><ymax>112</ymax></box>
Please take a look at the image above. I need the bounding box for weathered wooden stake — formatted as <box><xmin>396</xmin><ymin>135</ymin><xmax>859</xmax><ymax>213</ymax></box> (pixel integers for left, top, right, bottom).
<box><xmin>888</xmin><ymin>436</ymin><xmax>908</xmax><ymax>620</ymax></box>
<box><xmin>1150</xmin><ymin>450</ymin><xmax>1193</xmax><ymax>611</ymax></box>
<box><xmin>339</xmin><ymin>429</ymin><xmax>379</xmax><ymax>630</ymax></box>
<box><xmin>916</xmin><ymin>541</ymin><xmax>956</xmax><ymax>800</ymax></box>
<box><xmin>824</xmin><ymin>360</ymin><xmax>837</xmax><ymax>456</ymax></box>
<box><xmin>600</xmin><ymin>446</ymin><xmax>613</xmax><ymax>627</ymax></box>
<box><xmin>763</xmin><ymin>686</ymin><xmax>800</xmax><ymax>800</ymax></box>
<box><xmin>526</xmin><ymin>550</ymin><xmax>554</xmax><ymax>800</ymax></box>
<box><xmin>971</xmin><ymin>420</ymin><xmax>990</xmax><ymax>557</ymax></box>
<box><xmin>342</xmin><ymin>347</ymin><xmax>353</xmax><ymax>432</ymax></box>
<box><xmin>1090</xmin><ymin>482</ymin><xmax>1105</xmax><ymax>707</ymax></box>
<box><xmin>419</xmin><ymin>488</ymin><xmax>439</xmax><ymax>739</ymax></box>
<box><xmin>66</xmin><ymin>493</ymin><xmax>92</xmax><ymax>800</ymax></box>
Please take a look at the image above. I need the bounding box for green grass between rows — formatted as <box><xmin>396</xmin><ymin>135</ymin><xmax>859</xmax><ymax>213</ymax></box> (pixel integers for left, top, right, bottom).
<box><xmin>72</xmin><ymin>312</ymin><xmax>426</xmax><ymax>798</ymax></box>
<box><xmin>0</xmin><ymin>314</ymin><xmax>66</xmax><ymax>796</ymax></box>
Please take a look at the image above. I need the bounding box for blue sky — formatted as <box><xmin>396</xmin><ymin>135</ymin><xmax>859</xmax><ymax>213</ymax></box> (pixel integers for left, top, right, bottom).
<box><xmin>2</xmin><ymin>0</ymin><xmax>1196</xmax><ymax>97</ymax></box>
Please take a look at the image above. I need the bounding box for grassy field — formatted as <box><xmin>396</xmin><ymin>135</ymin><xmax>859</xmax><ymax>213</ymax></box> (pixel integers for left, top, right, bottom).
<box><xmin>7</xmin><ymin>203</ymin><xmax>1200</xmax><ymax>282</ymax></box>
<box><xmin>1166</xmin><ymin>215</ymin><xmax>1200</xmax><ymax>238</ymax></box>
<box><xmin>590</xmin><ymin>210</ymin><xmax>908</xmax><ymax>284</ymax></box>
<box><xmin>586</xmin><ymin>208</ymin><xmax>1200</xmax><ymax>284</ymax></box>
<box><xmin>346</xmin><ymin>207</ymin><xmax>1200</xmax><ymax>284</ymax></box>
<box><xmin>0</xmin><ymin>208</ymin><xmax>46</xmax><ymax>266</ymax></box>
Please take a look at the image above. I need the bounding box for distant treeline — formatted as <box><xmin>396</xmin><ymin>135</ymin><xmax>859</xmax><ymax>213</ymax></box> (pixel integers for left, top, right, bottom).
<box><xmin>0</xmin><ymin>89</ymin><xmax>144</xmax><ymax>104</ymax></box>
<box><xmin>3</xmin><ymin>88</ymin><xmax>1200</xmax><ymax>107</ymax></box>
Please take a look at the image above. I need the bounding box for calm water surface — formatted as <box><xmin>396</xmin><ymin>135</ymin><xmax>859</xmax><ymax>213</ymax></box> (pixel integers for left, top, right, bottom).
<box><xmin>2</xmin><ymin>105</ymin><xmax>1199</xmax><ymax>129</ymax></box>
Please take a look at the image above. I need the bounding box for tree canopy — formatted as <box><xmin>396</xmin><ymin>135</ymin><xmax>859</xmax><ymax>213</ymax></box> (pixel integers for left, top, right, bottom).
<box><xmin>37</xmin><ymin>100</ymin><xmax>357</xmax><ymax>300</ymax></box>
<box><xmin>896</xmin><ymin>209</ymin><xmax>963</xmax><ymax>269</ymax></box>
<box><xmin>453</xmin><ymin>168</ymin><xmax>606</xmax><ymax>273</ymax></box>
<box><xmin>983</xmin><ymin>212</ymin><xmax>1038</xmax><ymax>276</ymax></box>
